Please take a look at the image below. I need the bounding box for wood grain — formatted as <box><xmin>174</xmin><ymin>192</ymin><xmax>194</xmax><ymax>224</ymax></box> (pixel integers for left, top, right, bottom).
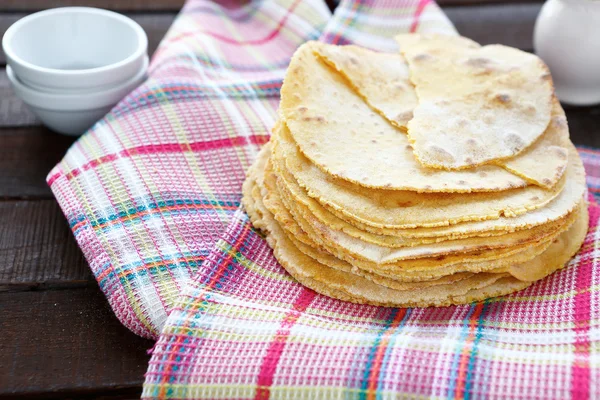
<box><xmin>0</xmin><ymin>288</ymin><xmax>152</xmax><ymax>398</ymax></box>
<box><xmin>0</xmin><ymin>200</ymin><xmax>90</xmax><ymax>291</ymax></box>
<box><xmin>0</xmin><ymin>126</ymin><xmax>76</xmax><ymax>199</ymax></box>
<box><xmin>0</xmin><ymin>13</ymin><xmax>176</xmax><ymax>65</ymax></box>
<box><xmin>0</xmin><ymin>70</ymin><xmax>38</xmax><ymax>127</ymax></box>
<box><xmin>0</xmin><ymin>0</ymin><xmax>184</xmax><ymax>11</ymax></box>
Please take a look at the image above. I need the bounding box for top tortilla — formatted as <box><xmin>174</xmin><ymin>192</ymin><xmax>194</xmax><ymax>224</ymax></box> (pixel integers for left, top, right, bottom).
<box><xmin>280</xmin><ymin>41</ymin><xmax>527</xmax><ymax>192</ymax></box>
<box><xmin>315</xmin><ymin>42</ymin><xmax>568</xmax><ymax>190</ymax></box>
<box><xmin>396</xmin><ymin>33</ymin><xmax>553</xmax><ymax>170</ymax></box>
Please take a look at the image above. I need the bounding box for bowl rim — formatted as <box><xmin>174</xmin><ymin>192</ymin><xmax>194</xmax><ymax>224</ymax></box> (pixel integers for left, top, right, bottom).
<box><xmin>2</xmin><ymin>7</ymin><xmax>148</xmax><ymax>77</ymax></box>
<box><xmin>6</xmin><ymin>55</ymin><xmax>148</xmax><ymax>110</ymax></box>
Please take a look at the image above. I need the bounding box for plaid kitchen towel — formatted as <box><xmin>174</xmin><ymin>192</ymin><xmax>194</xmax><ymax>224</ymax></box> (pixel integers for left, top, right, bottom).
<box><xmin>138</xmin><ymin>2</ymin><xmax>599</xmax><ymax>400</ymax></box>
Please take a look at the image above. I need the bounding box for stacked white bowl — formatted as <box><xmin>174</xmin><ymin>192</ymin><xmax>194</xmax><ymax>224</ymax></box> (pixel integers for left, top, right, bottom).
<box><xmin>2</xmin><ymin>7</ymin><xmax>148</xmax><ymax>136</ymax></box>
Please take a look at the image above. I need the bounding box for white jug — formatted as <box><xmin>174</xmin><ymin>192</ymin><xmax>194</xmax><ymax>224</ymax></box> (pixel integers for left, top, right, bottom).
<box><xmin>534</xmin><ymin>0</ymin><xmax>600</xmax><ymax>105</ymax></box>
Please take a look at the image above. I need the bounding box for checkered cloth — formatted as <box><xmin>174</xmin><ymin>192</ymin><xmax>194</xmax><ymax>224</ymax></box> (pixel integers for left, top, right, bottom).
<box><xmin>47</xmin><ymin>0</ymin><xmax>600</xmax><ymax>398</ymax></box>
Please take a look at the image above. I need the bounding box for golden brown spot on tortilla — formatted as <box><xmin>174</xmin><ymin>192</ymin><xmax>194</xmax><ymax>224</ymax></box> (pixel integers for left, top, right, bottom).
<box><xmin>495</xmin><ymin>94</ymin><xmax>511</xmax><ymax>104</ymax></box>
<box><xmin>504</xmin><ymin>133</ymin><xmax>525</xmax><ymax>152</ymax></box>
<box><xmin>413</xmin><ymin>53</ymin><xmax>432</xmax><ymax>62</ymax></box>
<box><xmin>395</xmin><ymin>110</ymin><xmax>413</xmax><ymax>123</ymax></box>
<box><xmin>466</xmin><ymin>57</ymin><xmax>491</xmax><ymax>67</ymax></box>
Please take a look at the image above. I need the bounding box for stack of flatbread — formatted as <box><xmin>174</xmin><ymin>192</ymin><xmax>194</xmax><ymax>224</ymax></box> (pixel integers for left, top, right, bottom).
<box><xmin>242</xmin><ymin>34</ymin><xmax>588</xmax><ymax>307</ymax></box>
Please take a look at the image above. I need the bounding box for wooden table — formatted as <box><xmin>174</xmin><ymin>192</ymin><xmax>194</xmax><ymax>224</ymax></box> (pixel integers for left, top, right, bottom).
<box><xmin>1</xmin><ymin>1</ymin><xmax>599</xmax><ymax>398</ymax></box>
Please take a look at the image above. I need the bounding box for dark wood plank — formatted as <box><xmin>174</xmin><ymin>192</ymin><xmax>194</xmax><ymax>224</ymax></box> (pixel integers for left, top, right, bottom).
<box><xmin>0</xmin><ymin>200</ymin><xmax>91</xmax><ymax>291</ymax></box>
<box><xmin>0</xmin><ymin>13</ymin><xmax>176</xmax><ymax>65</ymax></box>
<box><xmin>444</xmin><ymin>3</ymin><xmax>540</xmax><ymax>50</ymax></box>
<box><xmin>0</xmin><ymin>69</ymin><xmax>38</xmax><ymax>127</ymax></box>
<box><xmin>0</xmin><ymin>288</ymin><xmax>152</xmax><ymax>398</ymax></box>
<box><xmin>0</xmin><ymin>126</ymin><xmax>76</xmax><ymax>199</ymax></box>
<box><xmin>438</xmin><ymin>0</ymin><xmax>542</xmax><ymax>6</ymax></box>
<box><xmin>564</xmin><ymin>105</ymin><xmax>600</xmax><ymax>148</ymax></box>
<box><xmin>0</xmin><ymin>0</ymin><xmax>184</xmax><ymax>11</ymax></box>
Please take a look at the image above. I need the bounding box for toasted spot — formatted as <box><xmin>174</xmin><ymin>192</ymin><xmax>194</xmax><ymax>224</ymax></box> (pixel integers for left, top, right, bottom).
<box><xmin>413</xmin><ymin>53</ymin><xmax>432</xmax><ymax>62</ymax></box>
<box><xmin>394</xmin><ymin>110</ymin><xmax>413</xmax><ymax>124</ymax></box>
<box><xmin>542</xmin><ymin>178</ymin><xmax>552</xmax><ymax>186</ymax></box>
<box><xmin>553</xmin><ymin>147</ymin><xmax>568</xmax><ymax>160</ymax></box>
<box><xmin>541</xmin><ymin>73</ymin><xmax>552</xmax><ymax>81</ymax></box>
<box><xmin>495</xmin><ymin>93</ymin><xmax>511</xmax><ymax>104</ymax></box>
<box><xmin>426</xmin><ymin>145</ymin><xmax>456</xmax><ymax>164</ymax></box>
<box><xmin>465</xmin><ymin>157</ymin><xmax>474</xmax><ymax>165</ymax></box>
<box><xmin>530</xmin><ymin>196</ymin><xmax>540</xmax><ymax>201</ymax></box>
<box><xmin>525</xmin><ymin>104</ymin><xmax>537</xmax><ymax>115</ymax></box>
<box><xmin>458</xmin><ymin>180</ymin><xmax>467</xmax><ymax>185</ymax></box>
<box><xmin>405</xmin><ymin>145</ymin><xmax>413</xmax><ymax>151</ymax></box>
<box><xmin>371</xmin><ymin>139</ymin><xmax>377</xmax><ymax>144</ymax></box>
<box><xmin>297</xmin><ymin>106</ymin><xmax>308</xmax><ymax>114</ymax></box>
<box><xmin>504</xmin><ymin>132</ymin><xmax>525</xmax><ymax>152</ymax></box>
<box><xmin>457</xmin><ymin>118</ymin><xmax>469</xmax><ymax>128</ymax></box>
<box><xmin>302</xmin><ymin>115</ymin><xmax>326</xmax><ymax>123</ymax></box>
<box><xmin>465</xmin><ymin>57</ymin><xmax>491</xmax><ymax>67</ymax></box>
<box><xmin>479</xmin><ymin>171</ymin><xmax>488</xmax><ymax>178</ymax></box>
<box><xmin>349</xmin><ymin>57</ymin><xmax>359</xmax><ymax>65</ymax></box>
<box><xmin>552</xmin><ymin>116</ymin><xmax>567</xmax><ymax>128</ymax></box>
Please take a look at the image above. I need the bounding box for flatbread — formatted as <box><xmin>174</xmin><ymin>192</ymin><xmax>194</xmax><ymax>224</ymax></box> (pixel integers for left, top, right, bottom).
<box><xmin>396</xmin><ymin>33</ymin><xmax>553</xmax><ymax>169</ymax></box>
<box><xmin>255</xmin><ymin>178</ymin><xmax>514</xmax><ymax>307</ymax></box>
<box><xmin>496</xmin><ymin>101</ymin><xmax>569</xmax><ymax>189</ymax></box>
<box><xmin>316</xmin><ymin>42</ymin><xmax>568</xmax><ymax>190</ymax></box>
<box><xmin>255</xmin><ymin>181</ymin><xmax>533</xmax><ymax>307</ymax></box>
<box><xmin>251</xmin><ymin>178</ymin><xmax>584</xmax><ymax>307</ymax></box>
<box><xmin>277</xmin><ymin>173</ymin><xmax>570</xmax><ymax>264</ymax></box>
<box><xmin>254</xmin><ymin>167</ymin><xmax>483</xmax><ymax>291</ymax></box>
<box><xmin>280</xmin><ymin>41</ymin><xmax>528</xmax><ymax>192</ymax></box>
<box><xmin>275</xmin><ymin>120</ymin><xmax>568</xmax><ymax>229</ymax></box>
<box><xmin>314</xmin><ymin>43</ymin><xmax>417</xmax><ymax>128</ymax></box>
<box><xmin>508</xmin><ymin>205</ymin><xmax>588</xmax><ymax>281</ymax></box>
<box><xmin>254</xmin><ymin>144</ymin><xmax>577</xmax><ymax>280</ymax></box>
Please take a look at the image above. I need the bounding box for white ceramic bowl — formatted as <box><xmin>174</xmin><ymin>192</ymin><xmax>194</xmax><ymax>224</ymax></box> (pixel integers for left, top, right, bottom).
<box><xmin>2</xmin><ymin>7</ymin><xmax>147</xmax><ymax>93</ymax></box>
<box><xmin>6</xmin><ymin>56</ymin><xmax>148</xmax><ymax>136</ymax></box>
